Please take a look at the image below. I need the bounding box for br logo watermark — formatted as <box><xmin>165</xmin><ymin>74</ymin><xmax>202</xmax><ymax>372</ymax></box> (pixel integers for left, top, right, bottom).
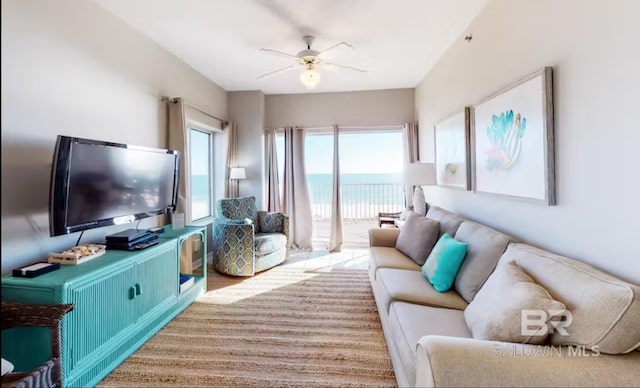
<box><xmin>493</xmin><ymin>309</ymin><xmax>600</xmax><ymax>358</ymax></box>
<box><xmin>521</xmin><ymin>309</ymin><xmax>572</xmax><ymax>337</ymax></box>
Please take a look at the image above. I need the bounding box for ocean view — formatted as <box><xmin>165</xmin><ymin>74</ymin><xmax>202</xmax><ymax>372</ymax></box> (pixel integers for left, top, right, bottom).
<box><xmin>307</xmin><ymin>173</ymin><xmax>402</xmax><ymax>185</ymax></box>
<box><xmin>307</xmin><ymin>173</ymin><xmax>405</xmax><ymax>220</ymax></box>
<box><xmin>192</xmin><ymin>173</ymin><xmax>406</xmax><ymax>220</ymax></box>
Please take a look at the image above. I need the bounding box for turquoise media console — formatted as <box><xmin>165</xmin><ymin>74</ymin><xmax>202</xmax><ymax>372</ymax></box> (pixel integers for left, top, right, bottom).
<box><xmin>1</xmin><ymin>225</ymin><xmax>206</xmax><ymax>387</ymax></box>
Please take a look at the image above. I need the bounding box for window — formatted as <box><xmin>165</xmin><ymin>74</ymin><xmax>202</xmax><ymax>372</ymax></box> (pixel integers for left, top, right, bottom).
<box><xmin>190</xmin><ymin>128</ymin><xmax>212</xmax><ymax>222</ymax></box>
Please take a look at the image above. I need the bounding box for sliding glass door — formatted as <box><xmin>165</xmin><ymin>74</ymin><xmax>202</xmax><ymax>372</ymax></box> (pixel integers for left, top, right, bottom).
<box><xmin>274</xmin><ymin>128</ymin><xmax>405</xmax><ymax>249</ymax></box>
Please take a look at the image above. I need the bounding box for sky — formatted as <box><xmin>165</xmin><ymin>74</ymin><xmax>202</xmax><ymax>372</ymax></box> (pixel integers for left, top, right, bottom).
<box><xmin>276</xmin><ymin>131</ymin><xmax>404</xmax><ymax>175</ymax></box>
<box><xmin>190</xmin><ymin>129</ymin><xmax>211</xmax><ymax>175</ymax></box>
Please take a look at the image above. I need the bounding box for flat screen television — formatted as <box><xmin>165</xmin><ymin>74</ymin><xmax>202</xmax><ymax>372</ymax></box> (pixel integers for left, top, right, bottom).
<box><xmin>49</xmin><ymin>135</ymin><xmax>180</xmax><ymax>237</ymax></box>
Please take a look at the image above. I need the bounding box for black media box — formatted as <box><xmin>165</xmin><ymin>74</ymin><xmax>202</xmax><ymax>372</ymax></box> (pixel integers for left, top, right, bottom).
<box><xmin>107</xmin><ymin>233</ymin><xmax>159</xmax><ymax>251</ymax></box>
<box><xmin>106</xmin><ymin>229</ymin><xmax>151</xmax><ymax>243</ymax></box>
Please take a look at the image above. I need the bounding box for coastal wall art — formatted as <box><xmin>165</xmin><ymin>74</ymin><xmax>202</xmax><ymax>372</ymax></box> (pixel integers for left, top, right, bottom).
<box><xmin>434</xmin><ymin>107</ymin><xmax>471</xmax><ymax>190</ymax></box>
<box><xmin>471</xmin><ymin>67</ymin><xmax>555</xmax><ymax>205</ymax></box>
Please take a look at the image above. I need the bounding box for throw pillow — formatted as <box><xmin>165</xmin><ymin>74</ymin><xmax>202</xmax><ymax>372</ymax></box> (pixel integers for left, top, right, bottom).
<box><xmin>1</xmin><ymin>358</ymin><xmax>14</xmax><ymax>376</ymax></box>
<box><xmin>399</xmin><ymin>206</ymin><xmax>413</xmax><ymax>221</ymax></box>
<box><xmin>464</xmin><ymin>261</ymin><xmax>566</xmax><ymax>345</ymax></box>
<box><xmin>421</xmin><ymin>233</ymin><xmax>468</xmax><ymax>292</ymax></box>
<box><xmin>395</xmin><ymin>211</ymin><xmax>440</xmax><ymax>265</ymax></box>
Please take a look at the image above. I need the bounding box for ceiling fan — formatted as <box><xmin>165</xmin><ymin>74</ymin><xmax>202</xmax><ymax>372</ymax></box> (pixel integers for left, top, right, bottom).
<box><xmin>258</xmin><ymin>35</ymin><xmax>366</xmax><ymax>89</ymax></box>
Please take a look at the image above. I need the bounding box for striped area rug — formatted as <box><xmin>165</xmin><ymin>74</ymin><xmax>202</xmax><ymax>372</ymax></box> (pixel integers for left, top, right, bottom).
<box><xmin>99</xmin><ymin>267</ymin><xmax>396</xmax><ymax>387</ymax></box>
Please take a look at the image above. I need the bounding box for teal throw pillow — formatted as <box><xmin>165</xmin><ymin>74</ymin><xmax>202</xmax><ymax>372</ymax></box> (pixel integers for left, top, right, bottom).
<box><xmin>422</xmin><ymin>233</ymin><xmax>468</xmax><ymax>292</ymax></box>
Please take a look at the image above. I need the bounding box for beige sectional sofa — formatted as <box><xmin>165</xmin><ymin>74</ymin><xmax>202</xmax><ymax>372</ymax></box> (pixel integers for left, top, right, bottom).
<box><xmin>369</xmin><ymin>206</ymin><xmax>640</xmax><ymax>387</ymax></box>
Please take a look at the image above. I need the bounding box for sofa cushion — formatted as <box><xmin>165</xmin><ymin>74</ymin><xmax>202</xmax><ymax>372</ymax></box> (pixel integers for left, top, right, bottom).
<box><xmin>378</xmin><ymin>269</ymin><xmax>468</xmax><ymax>310</ymax></box>
<box><xmin>254</xmin><ymin>233</ymin><xmax>286</xmax><ymax>255</ymax></box>
<box><xmin>388</xmin><ymin>302</ymin><xmax>471</xmax><ymax>386</ymax></box>
<box><xmin>464</xmin><ymin>261</ymin><xmax>565</xmax><ymax>345</ymax></box>
<box><xmin>422</xmin><ymin>233</ymin><xmax>469</xmax><ymax>292</ymax></box>
<box><xmin>501</xmin><ymin>243</ymin><xmax>640</xmax><ymax>354</ymax></box>
<box><xmin>426</xmin><ymin>206</ymin><xmax>465</xmax><ymax>237</ymax></box>
<box><xmin>370</xmin><ymin>247</ymin><xmax>421</xmax><ymax>276</ymax></box>
<box><xmin>395</xmin><ymin>212</ymin><xmax>440</xmax><ymax>265</ymax></box>
<box><xmin>453</xmin><ymin>221</ymin><xmax>513</xmax><ymax>302</ymax></box>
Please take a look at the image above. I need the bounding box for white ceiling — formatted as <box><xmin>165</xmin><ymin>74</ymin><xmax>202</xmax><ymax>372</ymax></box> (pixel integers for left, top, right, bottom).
<box><xmin>95</xmin><ymin>0</ymin><xmax>487</xmax><ymax>95</ymax></box>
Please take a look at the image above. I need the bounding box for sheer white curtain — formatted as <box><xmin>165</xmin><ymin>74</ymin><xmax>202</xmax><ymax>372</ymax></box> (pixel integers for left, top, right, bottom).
<box><xmin>327</xmin><ymin>124</ymin><xmax>343</xmax><ymax>252</ymax></box>
<box><xmin>264</xmin><ymin>128</ymin><xmax>281</xmax><ymax>212</ymax></box>
<box><xmin>224</xmin><ymin>121</ymin><xmax>238</xmax><ymax>197</ymax></box>
<box><xmin>402</xmin><ymin>122</ymin><xmax>420</xmax><ymax>206</ymax></box>
<box><xmin>282</xmin><ymin>126</ymin><xmax>313</xmax><ymax>250</ymax></box>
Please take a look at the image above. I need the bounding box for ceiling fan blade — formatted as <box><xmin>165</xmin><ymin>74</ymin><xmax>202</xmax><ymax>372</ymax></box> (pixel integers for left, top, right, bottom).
<box><xmin>319</xmin><ymin>61</ymin><xmax>367</xmax><ymax>73</ymax></box>
<box><xmin>317</xmin><ymin>42</ymin><xmax>354</xmax><ymax>57</ymax></box>
<box><xmin>257</xmin><ymin>65</ymin><xmax>298</xmax><ymax>80</ymax></box>
<box><xmin>259</xmin><ymin>48</ymin><xmax>299</xmax><ymax>60</ymax></box>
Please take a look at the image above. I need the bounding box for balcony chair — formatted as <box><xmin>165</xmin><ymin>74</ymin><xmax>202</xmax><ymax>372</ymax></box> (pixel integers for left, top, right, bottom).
<box><xmin>213</xmin><ymin>196</ymin><xmax>289</xmax><ymax>276</ymax></box>
<box><xmin>1</xmin><ymin>302</ymin><xmax>73</xmax><ymax>388</ymax></box>
<box><xmin>378</xmin><ymin>206</ymin><xmax>416</xmax><ymax>228</ymax></box>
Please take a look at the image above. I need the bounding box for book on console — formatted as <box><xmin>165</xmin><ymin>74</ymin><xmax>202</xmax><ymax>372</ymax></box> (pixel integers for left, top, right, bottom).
<box><xmin>179</xmin><ymin>274</ymin><xmax>195</xmax><ymax>293</ymax></box>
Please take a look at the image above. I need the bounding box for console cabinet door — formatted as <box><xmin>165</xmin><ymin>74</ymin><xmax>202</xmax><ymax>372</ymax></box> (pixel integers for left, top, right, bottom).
<box><xmin>65</xmin><ymin>264</ymin><xmax>136</xmax><ymax>374</ymax></box>
<box><xmin>134</xmin><ymin>243</ymin><xmax>178</xmax><ymax>321</ymax></box>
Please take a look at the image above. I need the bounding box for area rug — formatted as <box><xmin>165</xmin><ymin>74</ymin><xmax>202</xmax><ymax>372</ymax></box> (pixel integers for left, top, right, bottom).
<box><xmin>98</xmin><ymin>267</ymin><xmax>396</xmax><ymax>387</ymax></box>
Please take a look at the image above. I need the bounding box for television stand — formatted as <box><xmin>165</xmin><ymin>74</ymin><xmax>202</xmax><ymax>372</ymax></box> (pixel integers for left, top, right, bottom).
<box><xmin>2</xmin><ymin>225</ymin><xmax>206</xmax><ymax>387</ymax></box>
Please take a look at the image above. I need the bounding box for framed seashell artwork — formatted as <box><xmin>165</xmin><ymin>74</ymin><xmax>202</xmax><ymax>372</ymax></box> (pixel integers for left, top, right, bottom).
<box><xmin>471</xmin><ymin>67</ymin><xmax>555</xmax><ymax>205</ymax></box>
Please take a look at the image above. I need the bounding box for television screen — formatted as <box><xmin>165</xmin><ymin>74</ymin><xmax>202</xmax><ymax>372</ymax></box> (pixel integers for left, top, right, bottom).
<box><xmin>50</xmin><ymin>136</ymin><xmax>180</xmax><ymax>237</ymax></box>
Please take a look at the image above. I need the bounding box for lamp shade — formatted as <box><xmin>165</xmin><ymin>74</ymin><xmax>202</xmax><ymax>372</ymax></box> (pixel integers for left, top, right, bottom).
<box><xmin>403</xmin><ymin>163</ymin><xmax>436</xmax><ymax>186</ymax></box>
<box><xmin>229</xmin><ymin>167</ymin><xmax>246</xmax><ymax>180</ymax></box>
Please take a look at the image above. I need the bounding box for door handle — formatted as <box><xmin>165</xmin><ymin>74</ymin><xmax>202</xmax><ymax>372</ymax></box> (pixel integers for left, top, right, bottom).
<box><xmin>129</xmin><ymin>286</ymin><xmax>136</xmax><ymax>300</ymax></box>
<box><xmin>135</xmin><ymin>283</ymin><xmax>142</xmax><ymax>296</ymax></box>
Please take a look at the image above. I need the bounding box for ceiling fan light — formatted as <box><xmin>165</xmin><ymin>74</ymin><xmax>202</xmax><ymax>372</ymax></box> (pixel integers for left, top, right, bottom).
<box><xmin>300</xmin><ymin>69</ymin><xmax>321</xmax><ymax>89</ymax></box>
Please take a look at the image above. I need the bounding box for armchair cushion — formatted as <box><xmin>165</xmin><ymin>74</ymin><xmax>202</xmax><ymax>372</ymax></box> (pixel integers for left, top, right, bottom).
<box><xmin>255</xmin><ymin>233</ymin><xmax>287</xmax><ymax>255</ymax></box>
<box><xmin>258</xmin><ymin>212</ymin><xmax>285</xmax><ymax>233</ymax></box>
<box><xmin>216</xmin><ymin>196</ymin><xmax>259</xmax><ymax>225</ymax></box>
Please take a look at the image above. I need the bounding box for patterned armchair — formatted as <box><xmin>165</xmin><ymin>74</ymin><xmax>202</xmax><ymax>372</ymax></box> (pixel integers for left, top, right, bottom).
<box><xmin>213</xmin><ymin>196</ymin><xmax>289</xmax><ymax>276</ymax></box>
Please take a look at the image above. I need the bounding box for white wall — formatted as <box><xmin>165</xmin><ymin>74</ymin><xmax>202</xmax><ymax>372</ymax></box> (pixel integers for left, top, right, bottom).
<box><xmin>1</xmin><ymin>0</ymin><xmax>227</xmax><ymax>273</ymax></box>
<box><xmin>415</xmin><ymin>0</ymin><xmax>640</xmax><ymax>284</ymax></box>
<box><xmin>266</xmin><ymin>88</ymin><xmax>414</xmax><ymax>128</ymax></box>
<box><xmin>228</xmin><ymin>91</ymin><xmax>266</xmax><ymax>210</ymax></box>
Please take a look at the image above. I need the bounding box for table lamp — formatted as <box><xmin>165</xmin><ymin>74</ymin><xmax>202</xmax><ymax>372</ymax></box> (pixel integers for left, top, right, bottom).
<box><xmin>403</xmin><ymin>163</ymin><xmax>436</xmax><ymax>216</ymax></box>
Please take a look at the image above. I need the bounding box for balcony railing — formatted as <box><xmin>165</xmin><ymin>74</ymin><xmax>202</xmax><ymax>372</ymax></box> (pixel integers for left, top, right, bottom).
<box><xmin>309</xmin><ymin>183</ymin><xmax>405</xmax><ymax>221</ymax></box>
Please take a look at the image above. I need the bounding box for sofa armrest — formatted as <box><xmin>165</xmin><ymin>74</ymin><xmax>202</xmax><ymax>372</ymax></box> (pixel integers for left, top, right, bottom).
<box><xmin>368</xmin><ymin>228</ymin><xmax>400</xmax><ymax>247</ymax></box>
<box><xmin>415</xmin><ymin>336</ymin><xmax>640</xmax><ymax>387</ymax></box>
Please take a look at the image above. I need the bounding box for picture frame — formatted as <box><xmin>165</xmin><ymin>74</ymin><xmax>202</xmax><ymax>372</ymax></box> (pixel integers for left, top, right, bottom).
<box><xmin>434</xmin><ymin>107</ymin><xmax>471</xmax><ymax>190</ymax></box>
<box><xmin>471</xmin><ymin>67</ymin><xmax>555</xmax><ymax>205</ymax></box>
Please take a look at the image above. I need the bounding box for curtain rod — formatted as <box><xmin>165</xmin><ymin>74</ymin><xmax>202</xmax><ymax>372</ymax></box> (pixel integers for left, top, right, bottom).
<box><xmin>265</xmin><ymin>124</ymin><xmax>404</xmax><ymax>132</ymax></box>
<box><xmin>162</xmin><ymin>97</ymin><xmax>228</xmax><ymax>125</ymax></box>
<box><xmin>306</xmin><ymin>124</ymin><xmax>403</xmax><ymax>131</ymax></box>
